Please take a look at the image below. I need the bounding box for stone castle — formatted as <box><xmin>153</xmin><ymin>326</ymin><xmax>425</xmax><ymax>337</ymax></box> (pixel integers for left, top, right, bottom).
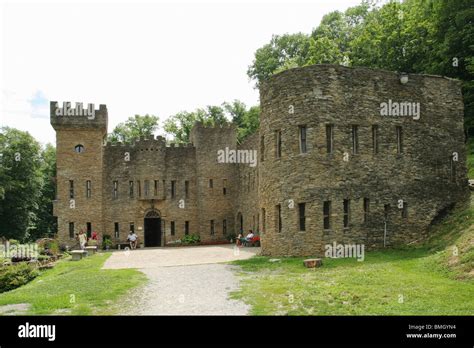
<box><xmin>51</xmin><ymin>64</ymin><xmax>469</xmax><ymax>256</ymax></box>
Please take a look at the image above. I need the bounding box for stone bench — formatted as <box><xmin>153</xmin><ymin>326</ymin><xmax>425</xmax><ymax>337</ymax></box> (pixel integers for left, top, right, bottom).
<box><xmin>71</xmin><ymin>250</ymin><xmax>88</xmax><ymax>261</ymax></box>
<box><xmin>85</xmin><ymin>246</ymin><xmax>98</xmax><ymax>256</ymax></box>
<box><xmin>303</xmin><ymin>258</ymin><xmax>322</xmax><ymax>268</ymax></box>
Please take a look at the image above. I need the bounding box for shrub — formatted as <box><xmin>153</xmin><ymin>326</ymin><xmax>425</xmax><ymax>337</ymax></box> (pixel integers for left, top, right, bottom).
<box><xmin>102</xmin><ymin>235</ymin><xmax>113</xmax><ymax>250</ymax></box>
<box><xmin>0</xmin><ymin>262</ymin><xmax>39</xmax><ymax>293</ymax></box>
<box><xmin>8</xmin><ymin>239</ymin><xmax>20</xmax><ymax>245</ymax></box>
<box><xmin>181</xmin><ymin>234</ymin><xmax>200</xmax><ymax>244</ymax></box>
<box><xmin>224</xmin><ymin>232</ymin><xmax>237</xmax><ymax>242</ymax></box>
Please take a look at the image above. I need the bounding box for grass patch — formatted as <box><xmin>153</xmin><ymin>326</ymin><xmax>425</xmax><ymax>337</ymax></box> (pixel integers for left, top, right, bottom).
<box><xmin>467</xmin><ymin>137</ymin><xmax>474</xmax><ymax>179</ymax></box>
<box><xmin>230</xmin><ymin>195</ymin><xmax>474</xmax><ymax>315</ymax></box>
<box><xmin>0</xmin><ymin>253</ymin><xmax>146</xmax><ymax>315</ymax></box>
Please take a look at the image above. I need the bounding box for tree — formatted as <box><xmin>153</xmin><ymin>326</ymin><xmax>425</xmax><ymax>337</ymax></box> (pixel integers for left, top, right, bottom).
<box><xmin>247</xmin><ymin>33</ymin><xmax>311</xmax><ymax>86</ymax></box>
<box><xmin>0</xmin><ymin>127</ymin><xmax>43</xmax><ymax>241</ymax></box>
<box><xmin>108</xmin><ymin>114</ymin><xmax>159</xmax><ymax>143</ymax></box>
<box><xmin>29</xmin><ymin>143</ymin><xmax>57</xmax><ymax>240</ymax></box>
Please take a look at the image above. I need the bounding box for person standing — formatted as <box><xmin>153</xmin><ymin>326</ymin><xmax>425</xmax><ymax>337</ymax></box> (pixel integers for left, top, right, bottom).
<box><xmin>78</xmin><ymin>230</ymin><xmax>87</xmax><ymax>250</ymax></box>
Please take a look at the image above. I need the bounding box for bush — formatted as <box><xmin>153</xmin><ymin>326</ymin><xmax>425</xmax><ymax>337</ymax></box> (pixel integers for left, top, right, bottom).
<box><xmin>0</xmin><ymin>262</ymin><xmax>39</xmax><ymax>293</ymax></box>
<box><xmin>224</xmin><ymin>232</ymin><xmax>237</xmax><ymax>242</ymax></box>
<box><xmin>102</xmin><ymin>235</ymin><xmax>113</xmax><ymax>250</ymax></box>
<box><xmin>8</xmin><ymin>239</ymin><xmax>20</xmax><ymax>245</ymax></box>
<box><xmin>181</xmin><ymin>234</ymin><xmax>200</xmax><ymax>244</ymax></box>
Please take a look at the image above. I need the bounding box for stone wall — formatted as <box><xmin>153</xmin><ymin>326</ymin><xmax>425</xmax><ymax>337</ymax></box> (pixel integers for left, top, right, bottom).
<box><xmin>258</xmin><ymin>64</ymin><xmax>469</xmax><ymax>256</ymax></box>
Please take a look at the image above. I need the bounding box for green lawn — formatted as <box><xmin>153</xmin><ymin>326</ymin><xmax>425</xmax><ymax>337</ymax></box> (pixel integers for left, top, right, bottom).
<box><xmin>0</xmin><ymin>253</ymin><xmax>146</xmax><ymax>315</ymax></box>
<box><xmin>230</xmin><ymin>196</ymin><xmax>474</xmax><ymax>315</ymax></box>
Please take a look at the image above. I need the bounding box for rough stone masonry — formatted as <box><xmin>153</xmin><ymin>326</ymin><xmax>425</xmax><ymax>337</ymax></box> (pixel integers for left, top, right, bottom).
<box><xmin>50</xmin><ymin>64</ymin><xmax>469</xmax><ymax>256</ymax></box>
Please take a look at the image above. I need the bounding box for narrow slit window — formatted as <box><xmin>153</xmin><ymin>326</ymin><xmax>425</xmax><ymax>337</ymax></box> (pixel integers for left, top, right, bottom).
<box><xmin>171</xmin><ymin>221</ymin><xmax>175</xmax><ymax>236</ymax></box>
<box><xmin>276</xmin><ymin>204</ymin><xmax>282</xmax><ymax>233</ymax></box>
<box><xmin>86</xmin><ymin>222</ymin><xmax>92</xmax><ymax>238</ymax></box>
<box><xmin>171</xmin><ymin>180</ymin><xmax>176</xmax><ymax>198</ymax></box>
<box><xmin>260</xmin><ymin>136</ymin><xmax>265</xmax><ymax>162</ymax></box>
<box><xmin>352</xmin><ymin>125</ymin><xmax>359</xmax><ymax>155</ymax></box>
<box><xmin>129</xmin><ymin>181</ymin><xmax>134</xmax><ymax>198</ymax></box>
<box><xmin>210</xmin><ymin>220</ymin><xmax>215</xmax><ymax>235</ymax></box>
<box><xmin>144</xmin><ymin>180</ymin><xmax>149</xmax><ymax>197</ymax></box>
<box><xmin>402</xmin><ymin>203</ymin><xmax>408</xmax><ymax>218</ymax></box>
<box><xmin>114</xmin><ymin>222</ymin><xmax>119</xmax><ymax>238</ymax></box>
<box><xmin>154</xmin><ymin>180</ymin><xmax>159</xmax><ymax>196</ymax></box>
<box><xmin>113</xmin><ymin>181</ymin><xmax>118</xmax><ymax>199</ymax></box>
<box><xmin>86</xmin><ymin>180</ymin><xmax>91</xmax><ymax>198</ymax></box>
<box><xmin>323</xmin><ymin>201</ymin><xmax>331</xmax><ymax>230</ymax></box>
<box><xmin>137</xmin><ymin>180</ymin><xmax>141</xmax><ymax>198</ymax></box>
<box><xmin>363</xmin><ymin>198</ymin><xmax>370</xmax><ymax>223</ymax></box>
<box><xmin>343</xmin><ymin>199</ymin><xmax>350</xmax><ymax>229</ymax></box>
<box><xmin>222</xmin><ymin>219</ymin><xmax>227</xmax><ymax>235</ymax></box>
<box><xmin>209</xmin><ymin>179</ymin><xmax>213</xmax><ymax>189</ymax></box>
<box><xmin>261</xmin><ymin>208</ymin><xmax>266</xmax><ymax>232</ymax></box>
<box><xmin>69</xmin><ymin>222</ymin><xmax>74</xmax><ymax>238</ymax></box>
<box><xmin>396</xmin><ymin>126</ymin><xmax>403</xmax><ymax>154</ymax></box>
<box><xmin>275</xmin><ymin>130</ymin><xmax>282</xmax><ymax>158</ymax></box>
<box><xmin>298</xmin><ymin>203</ymin><xmax>306</xmax><ymax>231</ymax></box>
<box><xmin>223</xmin><ymin>179</ymin><xmax>227</xmax><ymax>195</ymax></box>
<box><xmin>326</xmin><ymin>124</ymin><xmax>334</xmax><ymax>154</ymax></box>
<box><xmin>69</xmin><ymin>180</ymin><xmax>74</xmax><ymax>199</ymax></box>
<box><xmin>185</xmin><ymin>180</ymin><xmax>189</xmax><ymax>198</ymax></box>
<box><xmin>299</xmin><ymin>126</ymin><xmax>307</xmax><ymax>153</ymax></box>
<box><xmin>185</xmin><ymin>221</ymin><xmax>189</xmax><ymax>235</ymax></box>
<box><xmin>372</xmin><ymin>125</ymin><xmax>379</xmax><ymax>154</ymax></box>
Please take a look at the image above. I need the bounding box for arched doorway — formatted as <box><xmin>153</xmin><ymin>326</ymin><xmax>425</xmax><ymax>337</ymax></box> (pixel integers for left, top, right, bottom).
<box><xmin>144</xmin><ymin>210</ymin><xmax>161</xmax><ymax>247</ymax></box>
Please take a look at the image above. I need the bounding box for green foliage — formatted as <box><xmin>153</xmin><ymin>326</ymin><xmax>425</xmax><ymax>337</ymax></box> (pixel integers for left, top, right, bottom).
<box><xmin>181</xmin><ymin>234</ymin><xmax>200</xmax><ymax>244</ymax></box>
<box><xmin>0</xmin><ymin>253</ymin><xmax>146</xmax><ymax>314</ymax></box>
<box><xmin>247</xmin><ymin>33</ymin><xmax>311</xmax><ymax>87</ymax></box>
<box><xmin>164</xmin><ymin>101</ymin><xmax>260</xmax><ymax>143</ymax></box>
<box><xmin>102</xmin><ymin>235</ymin><xmax>113</xmax><ymax>249</ymax></box>
<box><xmin>108</xmin><ymin>114</ymin><xmax>159</xmax><ymax>144</ymax></box>
<box><xmin>0</xmin><ymin>262</ymin><xmax>39</xmax><ymax>293</ymax></box>
<box><xmin>0</xmin><ymin>127</ymin><xmax>43</xmax><ymax>241</ymax></box>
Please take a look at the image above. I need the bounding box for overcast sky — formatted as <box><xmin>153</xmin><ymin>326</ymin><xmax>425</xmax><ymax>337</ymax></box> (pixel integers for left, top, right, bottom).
<box><xmin>1</xmin><ymin>0</ymin><xmax>362</xmax><ymax>145</ymax></box>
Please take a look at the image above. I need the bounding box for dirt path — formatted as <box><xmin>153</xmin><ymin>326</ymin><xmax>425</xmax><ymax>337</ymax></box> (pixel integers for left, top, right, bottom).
<box><xmin>102</xmin><ymin>245</ymin><xmax>258</xmax><ymax>315</ymax></box>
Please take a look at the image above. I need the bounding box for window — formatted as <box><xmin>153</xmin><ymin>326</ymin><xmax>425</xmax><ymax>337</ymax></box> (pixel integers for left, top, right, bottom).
<box><xmin>384</xmin><ymin>204</ymin><xmax>390</xmax><ymax>221</ymax></box>
<box><xmin>171</xmin><ymin>221</ymin><xmax>175</xmax><ymax>236</ymax></box>
<box><xmin>210</xmin><ymin>220</ymin><xmax>215</xmax><ymax>235</ymax></box>
<box><xmin>129</xmin><ymin>181</ymin><xmax>134</xmax><ymax>198</ymax></box>
<box><xmin>113</xmin><ymin>181</ymin><xmax>118</xmax><ymax>199</ymax></box>
<box><xmin>129</xmin><ymin>222</ymin><xmax>135</xmax><ymax>234</ymax></box>
<box><xmin>402</xmin><ymin>203</ymin><xmax>408</xmax><ymax>218</ymax></box>
<box><xmin>352</xmin><ymin>125</ymin><xmax>359</xmax><ymax>155</ymax></box>
<box><xmin>162</xmin><ymin>180</ymin><xmax>166</xmax><ymax>198</ymax></box>
<box><xmin>154</xmin><ymin>180</ymin><xmax>158</xmax><ymax>196</ymax></box>
<box><xmin>209</xmin><ymin>179</ymin><xmax>213</xmax><ymax>189</ymax></box>
<box><xmin>86</xmin><ymin>180</ymin><xmax>91</xmax><ymax>198</ymax></box>
<box><xmin>260</xmin><ymin>136</ymin><xmax>265</xmax><ymax>162</ymax></box>
<box><xmin>171</xmin><ymin>180</ymin><xmax>176</xmax><ymax>198</ymax></box>
<box><xmin>86</xmin><ymin>222</ymin><xmax>92</xmax><ymax>238</ymax></box>
<box><xmin>223</xmin><ymin>219</ymin><xmax>227</xmax><ymax>235</ymax></box>
<box><xmin>69</xmin><ymin>222</ymin><xmax>74</xmax><ymax>238</ymax></box>
<box><xmin>74</xmin><ymin>144</ymin><xmax>84</xmax><ymax>153</ymax></box>
<box><xmin>185</xmin><ymin>180</ymin><xmax>189</xmax><ymax>198</ymax></box>
<box><xmin>137</xmin><ymin>180</ymin><xmax>141</xmax><ymax>197</ymax></box>
<box><xmin>261</xmin><ymin>208</ymin><xmax>266</xmax><ymax>232</ymax></box>
<box><xmin>326</xmin><ymin>124</ymin><xmax>334</xmax><ymax>154</ymax></box>
<box><xmin>372</xmin><ymin>125</ymin><xmax>379</xmax><ymax>154</ymax></box>
<box><xmin>69</xmin><ymin>180</ymin><xmax>74</xmax><ymax>199</ymax></box>
<box><xmin>114</xmin><ymin>222</ymin><xmax>119</xmax><ymax>238</ymax></box>
<box><xmin>298</xmin><ymin>203</ymin><xmax>306</xmax><ymax>231</ymax></box>
<box><xmin>323</xmin><ymin>201</ymin><xmax>331</xmax><ymax>230</ymax></box>
<box><xmin>144</xmin><ymin>180</ymin><xmax>150</xmax><ymax>197</ymax></box>
<box><xmin>299</xmin><ymin>126</ymin><xmax>307</xmax><ymax>153</ymax></box>
<box><xmin>343</xmin><ymin>199</ymin><xmax>350</xmax><ymax>229</ymax></box>
<box><xmin>185</xmin><ymin>221</ymin><xmax>189</xmax><ymax>235</ymax></box>
<box><xmin>396</xmin><ymin>126</ymin><xmax>403</xmax><ymax>154</ymax></box>
<box><xmin>223</xmin><ymin>179</ymin><xmax>227</xmax><ymax>195</ymax></box>
<box><xmin>363</xmin><ymin>198</ymin><xmax>370</xmax><ymax>223</ymax></box>
<box><xmin>276</xmin><ymin>204</ymin><xmax>282</xmax><ymax>233</ymax></box>
<box><xmin>450</xmin><ymin>158</ymin><xmax>456</xmax><ymax>182</ymax></box>
<box><xmin>275</xmin><ymin>130</ymin><xmax>282</xmax><ymax>158</ymax></box>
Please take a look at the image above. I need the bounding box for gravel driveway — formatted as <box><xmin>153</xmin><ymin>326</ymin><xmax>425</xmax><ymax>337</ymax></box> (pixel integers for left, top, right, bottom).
<box><xmin>102</xmin><ymin>245</ymin><xmax>259</xmax><ymax>315</ymax></box>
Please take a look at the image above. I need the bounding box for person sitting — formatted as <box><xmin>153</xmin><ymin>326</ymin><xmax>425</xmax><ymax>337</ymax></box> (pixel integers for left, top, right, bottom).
<box><xmin>236</xmin><ymin>233</ymin><xmax>243</xmax><ymax>246</ymax></box>
<box><xmin>127</xmin><ymin>231</ymin><xmax>138</xmax><ymax>250</ymax></box>
<box><xmin>239</xmin><ymin>230</ymin><xmax>255</xmax><ymax>246</ymax></box>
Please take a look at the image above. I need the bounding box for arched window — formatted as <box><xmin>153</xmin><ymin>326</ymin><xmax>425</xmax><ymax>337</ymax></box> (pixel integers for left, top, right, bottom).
<box><xmin>74</xmin><ymin>144</ymin><xmax>85</xmax><ymax>153</ymax></box>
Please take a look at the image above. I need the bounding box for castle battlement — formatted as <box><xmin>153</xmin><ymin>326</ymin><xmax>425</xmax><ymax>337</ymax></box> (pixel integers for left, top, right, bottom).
<box><xmin>50</xmin><ymin>101</ymin><xmax>108</xmax><ymax>132</ymax></box>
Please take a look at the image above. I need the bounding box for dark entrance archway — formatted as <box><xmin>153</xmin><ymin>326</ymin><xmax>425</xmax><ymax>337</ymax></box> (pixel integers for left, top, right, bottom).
<box><xmin>144</xmin><ymin>210</ymin><xmax>161</xmax><ymax>247</ymax></box>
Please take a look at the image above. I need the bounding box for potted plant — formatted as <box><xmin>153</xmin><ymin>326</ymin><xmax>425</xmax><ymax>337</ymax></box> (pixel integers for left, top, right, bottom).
<box><xmin>102</xmin><ymin>235</ymin><xmax>112</xmax><ymax>250</ymax></box>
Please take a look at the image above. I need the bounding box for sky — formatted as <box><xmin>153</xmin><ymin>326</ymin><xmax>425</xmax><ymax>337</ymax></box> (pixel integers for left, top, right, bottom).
<box><xmin>0</xmin><ymin>0</ymin><xmax>363</xmax><ymax>145</ymax></box>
